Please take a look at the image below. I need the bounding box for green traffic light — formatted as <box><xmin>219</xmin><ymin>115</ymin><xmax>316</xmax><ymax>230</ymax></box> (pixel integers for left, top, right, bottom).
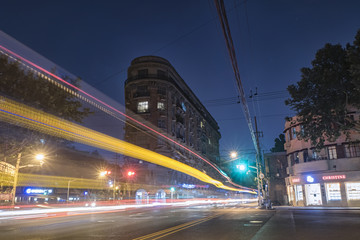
<box><xmin>236</xmin><ymin>164</ymin><xmax>247</xmax><ymax>171</ymax></box>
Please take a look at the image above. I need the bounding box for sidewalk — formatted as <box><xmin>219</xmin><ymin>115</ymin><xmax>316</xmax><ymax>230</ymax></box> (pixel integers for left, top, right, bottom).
<box><xmin>275</xmin><ymin>205</ymin><xmax>360</xmax><ymax>210</ymax></box>
<box><xmin>251</xmin><ymin>209</ymin><xmax>296</xmax><ymax>240</ymax></box>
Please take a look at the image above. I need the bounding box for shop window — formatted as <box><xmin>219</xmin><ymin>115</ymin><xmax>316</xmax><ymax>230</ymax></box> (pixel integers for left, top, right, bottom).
<box><xmin>325</xmin><ymin>183</ymin><xmax>341</xmax><ymax>201</ymax></box>
<box><xmin>294</xmin><ymin>185</ymin><xmax>303</xmax><ymax>201</ymax></box>
<box><xmin>346</xmin><ymin>182</ymin><xmax>360</xmax><ymax>200</ymax></box>
<box><xmin>287</xmin><ymin>186</ymin><xmax>295</xmax><ymax>204</ymax></box>
<box><xmin>137</xmin><ymin>101</ymin><xmax>149</xmax><ymax>113</ymax></box>
<box><xmin>327</xmin><ymin>146</ymin><xmax>337</xmax><ymax>159</ymax></box>
<box><xmin>157</xmin><ymin>102</ymin><xmax>165</xmax><ymax>111</ymax></box>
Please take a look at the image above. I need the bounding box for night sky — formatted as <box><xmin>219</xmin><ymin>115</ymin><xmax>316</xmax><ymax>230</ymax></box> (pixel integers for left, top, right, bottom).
<box><xmin>1</xmin><ymin>0</ymin><xmax>360</xmax><ymax>161</ymax></box>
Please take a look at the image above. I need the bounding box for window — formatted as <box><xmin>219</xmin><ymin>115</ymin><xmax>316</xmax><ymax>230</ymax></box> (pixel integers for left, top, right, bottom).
<box><xmin>312</xmin><ymin>151</ymin><xmax>318</xmax><ymax>160</ymax></box>
<box><xmin>158</xmin><ymin>119</ymin><xmax>165</xmax><ymax>129</ymax></box>
<box><xmin>327</xmin><ymin>146</ymin><xmax>337</xmax><ymax>159</ymax></box>
<box><xmin>325</xmin><ymin>183</ymin><xmax>341</xmax><ymax>201</ymax></box>
<box><xmin>137</xmin><ymin>101</ymin><xmax>148</xmax><ymax>113</ymax></box>
<box><xmin>345</xmin><ymin>143</ymin><xmax>360</xmax><ymax>158</ymax></box>
<box><xmin>134</xmin><ymin>85</ymin><xmax>149</xmax><ymax>97</ymax></box>
<box><xmin>346</xmin><ymin>182</ymin><xmax>360</xmax><ymax>200</ymax></box>
<box><xmin>138</xmin><ymin>69</ymin><xmax>148</xmax><ymax>77</ymax></box>
<box><xmin>157</xmin><ymin>86</ymin><xmax>166</xmax><ymax>95</ymax></box>
<box><xmin>181</xmin><ymin>102</ymin><xmax>186</xmax><ymax>112</ymax></box>
<box><xmin>157</xmin><ymin>70</ymin><xmax>166</xmax><ymax>77</ymax></box>
<box><xmin>294</xmin><ymin>185</ymin><xmax>303</xmax><ymax>201</ymax></box>
<box><xmin>292</xmin><ymin>127</ymin><xmax>297</xmax><ymax>139</ymax></box>
<box><xmin>157</xmin><ymin>102</ymin><xmax>165</xmax><ymax>111</ymax></box>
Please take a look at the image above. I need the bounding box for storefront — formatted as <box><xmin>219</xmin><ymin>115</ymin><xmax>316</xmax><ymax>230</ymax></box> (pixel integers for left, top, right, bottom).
<box><xmin>286</xmin><ymin>172</ymin><xmax>360</xmax><ymax>207</ymax></box>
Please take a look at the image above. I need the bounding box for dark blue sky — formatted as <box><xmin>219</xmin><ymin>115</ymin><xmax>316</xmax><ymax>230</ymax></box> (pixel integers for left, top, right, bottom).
<box><xmin>1</xmin><ymin>0</ymin><xmax>360</xmax><ymax>160</ymax></box>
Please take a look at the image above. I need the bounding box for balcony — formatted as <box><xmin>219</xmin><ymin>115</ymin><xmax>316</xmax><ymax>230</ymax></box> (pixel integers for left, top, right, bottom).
<box><xmin>125</xmin><ymin>74</ymin><xmax>174</xmax><ymax>85</ymax></box>
<box><xmin>288</xmin><ymin>156</ymin><xmax>360</xmax><ymax>175</ymax></box>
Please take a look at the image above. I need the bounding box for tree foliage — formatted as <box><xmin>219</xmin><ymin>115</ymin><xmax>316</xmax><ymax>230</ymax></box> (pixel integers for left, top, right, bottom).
<box><xmin>270</xmin><ymin>134</ymin><xmax>285</xmax><ymax>152</ymax></box>
<box><xmin>0</xmin><ymin>55</ymin><xmax>91</xmax><ymax>122</ymax></box>
<box><xmin>286</xmin><ymin>30</ymin><xmax>360</xmax><ymax>148</ymax></box>
<box><xmin>0</xmin><ymin>54</ymin><xmax>92</xmax><ymax>162</ymax></box>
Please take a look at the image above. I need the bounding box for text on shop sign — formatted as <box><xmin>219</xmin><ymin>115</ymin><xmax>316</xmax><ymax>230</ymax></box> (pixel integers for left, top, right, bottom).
<box><xmin>322</xmin><ymin>175</ymin><xmax>346</xmax><ymax>180</ymax></box>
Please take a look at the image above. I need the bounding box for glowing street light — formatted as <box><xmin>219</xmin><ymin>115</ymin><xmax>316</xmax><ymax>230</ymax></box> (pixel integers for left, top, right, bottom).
<box><xmin>12</xmin><ymin>152</ymin><xmax>45</xmax><ymax>205</ymax></box>
<box><xmin>230</xmin><ymin>151</ymin><xmax>238</xmax><ymax>159</ymax></box>
<box><xmin>35</xmin><ymin>154</ymin><xmax>44</xmax><ymax>161</ymax></box>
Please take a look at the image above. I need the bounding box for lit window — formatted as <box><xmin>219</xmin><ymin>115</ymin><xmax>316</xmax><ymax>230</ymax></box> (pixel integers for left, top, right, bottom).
<box><xmin>345</xmin><ymin>144</ymin><xmax>360</xmax><ymax>158</ymax></box>
<box><xmin>294</xmin><ymin>185</ymin><xmax>303</xmax><ymax>201</ymax></box>
<box><xmin>326</xmin><ymin>183</ymin><xmax>341</xmax><ymax>201</ymax></box>
<box><xmin>346</xmin><ymin>182</ymin><xmax>360</xmax><ymax>200</ymax></box>
<box><xmin>181</xmin><ymin>102</ymin><xmax>186</xmax><ymax>112</ymax></box>
<box><xmin>137</xmin><ymin>101</ymin><xmax>148</xmax><ymax>113</ymax></box>
<box><xmin>292</xmin><ymin>127</ymin><xmax>297</xmax><ymax>139</ymax></box>
<box><xmin>327</xmin><ymin>146</ymin><xmax>337</xmax><ymax>159</ymax></box>
<box><xmin>157</xmin><ymin>102</ymin><xmax>165</xmax><ymax>111</ymax></box>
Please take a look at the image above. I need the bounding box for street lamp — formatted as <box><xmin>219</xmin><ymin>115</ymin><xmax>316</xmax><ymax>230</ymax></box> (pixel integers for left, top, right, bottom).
<box><xmin>11</xmin><ymin>153</ymin><xmax>45</xmax><ymax>206</ymax></box>
<box><xmin>230</xmin><ymin>151</ymin><xmax>238</xmax><ymax>159</ymax></box>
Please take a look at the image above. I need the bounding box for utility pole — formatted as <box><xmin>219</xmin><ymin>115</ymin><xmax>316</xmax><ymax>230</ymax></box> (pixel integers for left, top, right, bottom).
<box><xmin>254</xmin><ymin>117</ymin><xmax>264</xmax><ymax>208</ymax></box>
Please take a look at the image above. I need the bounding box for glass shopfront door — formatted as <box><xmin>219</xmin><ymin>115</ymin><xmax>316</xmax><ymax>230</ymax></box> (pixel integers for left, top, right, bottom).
<box><xmin>305</xmin><ymin>183</ymin><xmax>322</xmax><ymax>205</ymax></box>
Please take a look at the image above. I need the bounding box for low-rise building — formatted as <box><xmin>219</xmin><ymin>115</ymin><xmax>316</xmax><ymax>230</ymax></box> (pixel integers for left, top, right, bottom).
<box><xmin>284</xmin><ymin>116</ymin><xmax>360</xmax><ymax>207</ymax></box>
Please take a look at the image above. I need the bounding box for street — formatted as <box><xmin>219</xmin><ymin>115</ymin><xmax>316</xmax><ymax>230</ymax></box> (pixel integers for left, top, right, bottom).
<box><xmin>1</xmin><ymin>202</ymin><xmax>360</xmax><ymax>240</ymax></box>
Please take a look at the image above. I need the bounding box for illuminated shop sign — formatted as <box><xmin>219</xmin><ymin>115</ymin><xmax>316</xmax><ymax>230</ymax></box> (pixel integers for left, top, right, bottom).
<box><xmin>180</xmin><ymin>184</ymin><xmax>209</xmax><ymax>189</ymax></box>
<box><xmin>306</xmin><ymin>176</ymin><xmax>314</xmax><ymax>183</ymax></box>
<box><xmin>292</xmin><ymin>178</ymin><xmax>300</xmax><ymax>183</ymax></box>
<box><xmin>25</xmin><ymin>188</ymin><xmax>53</xmax><ymax>195</ymax></box>
<box><xmin>322</xmin><ymin>175</ymin><xmax>346</xmax><ymax>180</ymax></box>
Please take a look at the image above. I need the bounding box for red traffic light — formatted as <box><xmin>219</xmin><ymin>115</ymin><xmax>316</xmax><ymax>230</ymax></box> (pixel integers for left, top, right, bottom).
<box><xmin>127</xmin><ymin>171</ymin><xmax>135</xmax><ymax>176</ymax></box>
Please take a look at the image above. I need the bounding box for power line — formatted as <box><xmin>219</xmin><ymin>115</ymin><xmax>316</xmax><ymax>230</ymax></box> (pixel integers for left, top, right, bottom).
<box><xmin>214</xmin><ymin>0</ymin><xmax>258</xmax><ymax>154</ymax></box>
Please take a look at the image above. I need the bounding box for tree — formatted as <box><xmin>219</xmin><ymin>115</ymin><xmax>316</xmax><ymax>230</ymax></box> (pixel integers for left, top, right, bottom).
<box><xmin>285</xmin><ymin>30</ymin><xmax>360</xmax><ymax>148</ymax></box>
<box><xmin>0</xmin><ymin>55</ymin><xmax>91</xmax><ymax>122</ymax></box>
<box><xmin>0</xmin><ymin>54</ymin><xmax>92</xmax><ymax>163</ymax></box>
<box><xmin>270</xmin><ymin>134</ymin><xmax>285</xmax><ymax>152</ymax></box>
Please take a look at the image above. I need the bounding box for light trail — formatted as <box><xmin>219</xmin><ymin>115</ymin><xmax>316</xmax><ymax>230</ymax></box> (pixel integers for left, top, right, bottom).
<box><xmin>0</xmin><ymin>44</ymin><xmax>251</xmax><ymax>191</ymax></box>
<box><xmin>0</xmin><ymin>96</ymin><xmax>256</xmax><ymax>193</ymax></box>
<box><xmin>0</xmin><ymin>198</ymin><xmax>257</xmax><ymax>220</ymax></box>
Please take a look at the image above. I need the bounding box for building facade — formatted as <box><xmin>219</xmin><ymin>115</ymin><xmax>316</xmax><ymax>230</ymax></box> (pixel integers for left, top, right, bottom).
<box><xmin>264</xmin><ymin>152</ymin><xmax>288</xmax><ymax>205</ymax></box>
<box><xmin>124</xmin><ymin>56</ymin><xmax>221</xmax><ymax>185</ymax></box>
<box><xmin>284</xmin><ymin>117</ymin><xmax>360</xmax><ymax>207</ymax></box>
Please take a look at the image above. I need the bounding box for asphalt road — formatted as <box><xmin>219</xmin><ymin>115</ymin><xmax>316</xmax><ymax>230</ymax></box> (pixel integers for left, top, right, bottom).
<box><xmin>0</xmin><ymin>202</ymin><xmax>272</xmax><ymax>240</ymax></box>
<box><xmin>1</xmin><ymin>203</ymin><xmax>360</xmax><ymax>240</ymax></box>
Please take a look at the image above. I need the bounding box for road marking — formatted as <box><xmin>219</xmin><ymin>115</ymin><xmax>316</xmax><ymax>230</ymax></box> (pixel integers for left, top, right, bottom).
<box><xmin>132</xmin><ymin>213</ymin><xmax>223</xmax><ymax>240</ymax></box>
<box><xmin>249</xmin><ymin>220</ymin><xmax>263</xmax><ymax>223</ymax></box>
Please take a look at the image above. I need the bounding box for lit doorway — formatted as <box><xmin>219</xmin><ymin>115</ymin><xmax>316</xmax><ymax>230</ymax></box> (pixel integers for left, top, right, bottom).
<box><xmin>305</xmin><ymin>183</ymin><xmax>322</xmax><ymax>205</ymax></box>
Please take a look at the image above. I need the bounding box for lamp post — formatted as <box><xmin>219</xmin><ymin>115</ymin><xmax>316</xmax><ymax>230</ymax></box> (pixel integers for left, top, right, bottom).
<box><xmin>11</xmin><ymin>153</ymin><xmax>45</xmax><ymax>206</ymax></box>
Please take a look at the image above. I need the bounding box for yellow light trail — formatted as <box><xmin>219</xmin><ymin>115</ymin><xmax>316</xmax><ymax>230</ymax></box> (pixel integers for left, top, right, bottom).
<box><xmin>0</xmin><ymin>96</ymin><xmax>256</xmax><ymax>194</ymax></box>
